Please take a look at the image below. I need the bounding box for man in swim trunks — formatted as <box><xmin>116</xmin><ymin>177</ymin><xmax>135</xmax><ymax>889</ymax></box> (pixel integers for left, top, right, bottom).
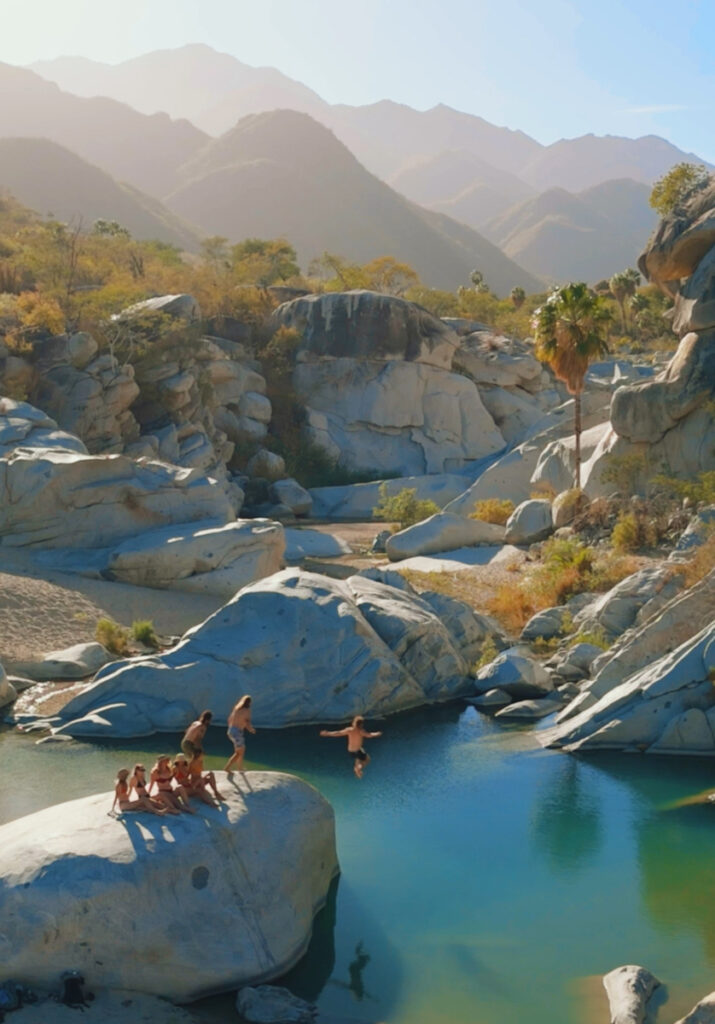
<box><xmin>181</xmin><ymin>710</ymin><xmax>212</xmax><ymax>760</ymax></box>
<box><xmin>224</xmin><ymin>695</ymin><xmax>255</xmax><ymax>773</ymax></box>
<box><xmin>320</xmin><ymin>715</ymin><xmax>383</xmax><ymax>778</ymax></box>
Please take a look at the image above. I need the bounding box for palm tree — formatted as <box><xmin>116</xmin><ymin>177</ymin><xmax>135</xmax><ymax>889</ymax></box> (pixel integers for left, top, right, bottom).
<box><xmin>532</xmin><ymin>283</ymin><xmax>610</xmax><ymax>489</ymax></box>
<box><xmin>510</xmin><ymin>286</ymin><xmax>526</xmax><ymax>309</ymax></box>
<box><xmin>609</xmin><ymin>268</ymin><xmax>640</xmax><ymax>332</ymax></box>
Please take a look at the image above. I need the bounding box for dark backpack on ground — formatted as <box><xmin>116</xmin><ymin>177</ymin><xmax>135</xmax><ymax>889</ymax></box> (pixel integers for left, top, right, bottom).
<box><xmin>60</xmin><ymin>971</ymin><xmax>91</xmax><ymax>1009</ymax></box>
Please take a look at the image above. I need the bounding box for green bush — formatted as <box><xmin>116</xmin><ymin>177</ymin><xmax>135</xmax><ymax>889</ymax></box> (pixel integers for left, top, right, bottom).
<box><xmin>373</xmin><ymin>484</ymin><xmax>440</xmax><ymax>532</ymax></box>
<box><xmin>474</xmin><ymin>634</ymin><xmax>498</xmax><ymax>671</ymax></box>
<box><xmin>470</xmin><ymin>498</ymin><xmax>514</xmax><ymax>525</ymax></box>
<box><xmin>131</xmin><ymin>619</ymin><xmax>159</xmax><ymax>649</ymax></box>
<box><xmin>96</xmin><ymin>618</ymin><xmax>130</xmax><ymax>656</ymax></box>
<box><xmin>611</xmin><ymin>511</ymin><xmax>659</xmax><ymax>552</ymax></box>
<box><xmin>600</xmin><ymin>453</ymin><xmax>647</xmax><ymax>494</ymax></box>
<box><xmin>653</xmin><ymin>470</ymin><xmax>715</xmax><ymax>506</ymax></box>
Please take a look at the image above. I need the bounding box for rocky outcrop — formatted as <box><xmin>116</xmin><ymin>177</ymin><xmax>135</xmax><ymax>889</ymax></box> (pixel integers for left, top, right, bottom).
<box><xmin>273</xmin><ymin>291</ymin><xmax>505</xmax><ymax>476</ymax></box>
<box><xmin>475</xmin><ymin>648</ymin><xmax>555</xmax><ymax>699</ymax></box>
<box><xmin>0</xmin><ymin>444</ymin><xmax>232</xmax><ymax>548</ymax></box>
<box><xmin>544</xmin><ymin>620</ymin><xmax>715</xmax><ymax>754</ymax></box>
<box><xmin>0</xmin><ymin>774</ymin><xmax>338</xmax><ymax>1001</ymax></box>
<box><xmin>504</xmin><ymin>499</ymin><xmax>553</xmax><ymax>544</ymax></box>
<box><xmin>47</xmin><ymin>569</ymin><xmax>488</xmax><ymax>737</ymax></box>
<box><xmin>0</xmin><ymin>397</ymin><xmax>86</xmax><ymax>456</ymax></box>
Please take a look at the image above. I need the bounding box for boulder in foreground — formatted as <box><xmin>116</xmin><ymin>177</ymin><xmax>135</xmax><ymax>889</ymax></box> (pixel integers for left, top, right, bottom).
<box><xmin>0</xmin><ymin>773</ymin><xmax>337</xmax><ymax>1001</ymax></box>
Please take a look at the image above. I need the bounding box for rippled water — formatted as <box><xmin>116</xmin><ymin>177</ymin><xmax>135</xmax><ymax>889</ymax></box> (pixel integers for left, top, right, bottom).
<box><xmin>2</xmin><ymin>704</ymin><xmax>715</xmax><ymax>1024</ymax></box>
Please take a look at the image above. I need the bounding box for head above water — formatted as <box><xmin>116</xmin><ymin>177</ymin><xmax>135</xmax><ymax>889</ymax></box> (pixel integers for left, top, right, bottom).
<box><xmin>199</xmin><ymin>710</ymin><xmax>213</xmax><ymax>724</ymax></box>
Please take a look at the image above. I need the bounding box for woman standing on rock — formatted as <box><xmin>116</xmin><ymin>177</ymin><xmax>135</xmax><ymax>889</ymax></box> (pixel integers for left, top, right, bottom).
<box><xmin>320</xmin><ymin>716</ymin><xmax>383</xmax><ymax>778</ymax></box>
<box><xmin>224</xmin><ymin>695</ymin><xmax>255</xmax><ymax>773</ymax></box>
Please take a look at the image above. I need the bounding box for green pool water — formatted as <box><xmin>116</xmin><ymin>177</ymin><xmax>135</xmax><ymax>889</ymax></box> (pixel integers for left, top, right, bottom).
<box><xmin>2</xmin><ymin>703</ymin><xmax>715</xmax><ymax>1024</ymax></box>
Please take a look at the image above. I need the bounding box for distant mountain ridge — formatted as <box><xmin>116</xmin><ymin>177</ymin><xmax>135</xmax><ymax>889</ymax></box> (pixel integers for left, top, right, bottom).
<box><xmin>484</xmin><ymin>179</ymin><xmax>657</xmax><ymax>282</ymax></box>
<box><xmin>0</xmin><ymin>137</ymin><xmax>200</xmax><ymax>249</ymax></box>
<box><xmin>166</xmin><ymin>109</ymin><xmax>543</xmax><ymax>293</ymax></box>
<box><xmin>31</xmin><ymin>46</ymin><xmax>713</xmax><ymax>193</ymax></box>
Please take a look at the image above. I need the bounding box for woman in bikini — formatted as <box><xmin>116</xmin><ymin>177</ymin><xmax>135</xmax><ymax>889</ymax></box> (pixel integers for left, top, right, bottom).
<box><xmin>224</xmin><ymin>695</ymin><xmax>256</xmax><ymax>773</ymax></box>
<box><xmin>149</xmin><ymin>756</ymin><xmax>195</xmax><ymax>814</ymax></box>
<box><xmin>129</xmin><ymin>763</ymin><xmax>176</xmax><ymax>814</ymax></box>
<box><xmin>111</xmin><ymin>768</ymin><xmax>166</xmax><ymax>816</ymax></box>
<box><xmin>320</xmin><ymin>716</ymin><xmax>383</xmax><ymax>778</ymax></box>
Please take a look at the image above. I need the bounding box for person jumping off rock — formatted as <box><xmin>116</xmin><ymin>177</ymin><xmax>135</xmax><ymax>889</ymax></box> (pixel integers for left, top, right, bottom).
<box><xmin>320</xmin><ymin>716</ymin><xmax>382</xmax><ymax>778</ymax></box>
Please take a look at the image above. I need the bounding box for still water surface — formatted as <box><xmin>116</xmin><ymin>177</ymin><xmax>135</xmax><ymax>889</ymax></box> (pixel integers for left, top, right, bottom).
<box><xmin>2</xmin><ymin>704</ymin><xmax>715</xmax><ymax>1024</ymax></box>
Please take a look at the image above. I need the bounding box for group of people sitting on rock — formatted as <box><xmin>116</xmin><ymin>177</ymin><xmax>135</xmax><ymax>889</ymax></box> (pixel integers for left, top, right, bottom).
<box><xmin>111</xmin><ymin>694</ymin><xmax>384</xmax><ymax>814</ymax></box>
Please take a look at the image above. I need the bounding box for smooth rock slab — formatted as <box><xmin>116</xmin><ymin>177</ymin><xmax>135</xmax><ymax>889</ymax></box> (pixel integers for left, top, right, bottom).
<box><xmin>675</xmin><ymin>991</ymin><xmax>715</xmax><ymax>1024</ymax></box>
<box><xmin>505</xmin><ymin>499</ymin><xmax>553</xmax><ymax>545</ymax></box>
<box><xmin>476</xmin><ymin>647</ymin><xmax>555</xmax><ymax>699</ymax></box>
<box><xmin>602</xmin><ymin>965</ymin><xmax>660</xmax><ymax>1024</ymax></box>
<box><xmin>495</xmin><ymin>694</ymin><xmax>564</xmax><ymax>720</ymax></box>
<box><xmin>386</xmin><ymin>512</ymin><xmax>504</xmax><ymax>561</ymax></box>
<box><xmin>11</xmin><ymin>642</ymin><xmax>112</xmax><ymax>682</ymax></box>
<box><xmin>0</xmin><ymin>773</ymin><xmax>337</xmax><ymax>1001</ymax></box>
<box><xmin>467</xmin><ymin>688</ymin><xmax>512</xmax><ymax>709</ymax></box>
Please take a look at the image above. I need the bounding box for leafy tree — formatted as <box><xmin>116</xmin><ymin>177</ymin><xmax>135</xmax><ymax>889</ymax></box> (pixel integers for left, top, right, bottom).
<box><xmin>650</xmin><ymin>163</ymin><xmax>710</xmax><ymax>216</ymax></box>
<box><xmin>231</xmin><ymin>238</ymin><xmax>300</xmax><ymax>288</ymax></box>
<box><xmin>361</xmin><ymin>256</ymin><xmax>420</xmax><ymax>296</ymax></box>
<box><xmin>470</xmin><ymin>269</ymin><xmax>484</xmax><ymax>290</ymax></box>
<box><xmin>510</xmin><ymin>286</ymin><xmax>526</xmax><ymax>309</ymax></box>
<box><xmin>93</xmin><ymin>219</ymin><xmax>131</xmax><ymax>238</ymax></box>
<box><xmin>532</xmin><ymin>283</ymin><xmax>610</xmax><ymax>488</ymax></box>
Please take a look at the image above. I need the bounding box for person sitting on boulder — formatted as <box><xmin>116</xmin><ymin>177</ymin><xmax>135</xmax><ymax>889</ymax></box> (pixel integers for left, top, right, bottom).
<box><xmin>111</xmin><ymin>768</ymin><xmax>165</xmax><ymax>816</ymax></box>
<box><xmin>319</xmin><ymin>716</ymin><xmax>383</xmax><ymax>778</ymax></box>
<box><xmin>181</xmin><ymin>710</ymin><xmax>212</xmax><ymax>760</ymax></box>
<box><xmin>174</xmin><ymin>752</ymin><xmax>225</xmax><ymax>807</ymax></box>
<box><xmin>128</xmin><ymin>764</ymin><xmax>174</xmax><ymax>814</ymax></box>
<box><xmin>224</xmin><ymin>695</ymin><xmax>255</xmax><ymax>774</ymax></box>
<box><xmin>149</xmin><ymin>756</ymin><xmax>195</xmax><ymax>814</ymax></box>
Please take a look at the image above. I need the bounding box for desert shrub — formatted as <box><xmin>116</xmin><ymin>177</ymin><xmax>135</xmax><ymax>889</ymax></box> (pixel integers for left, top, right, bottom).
<box><xmin>530</xmin><ymin>482</ymin><xmax>557</xmax><ymax>501</ymax></box>
<box><xmin>653</xmin><ymin>471</ymin><xmax>715</xmax><ymax>506</ymax></box>
<box><xmin>96</xmin><ymin>617</ymin><xmax>130</xmax><ymax>656</ymax></box>
<box><xmin>131</xmin><ymin>619</ymin><xmax>159</xmax><ymax>649</ymax></box>
<box><xmin>531</xmin><ymin>635</ymin><xmax>560</xmax><ymax>655</ymax></box>
<box><xmin>600</xmin><ymin>452</ymin><xmax>647</xmax><ymax>494</ymax></box>
<box><xmin>682</xmin><ymin>528</ymin><xmax>715</xmax><ymax>587</ymax></box>
<box><xmin>474</xmin><ymin>634</ymin><xmax>498</xmax><ymax>671</ymax></box>
<box><xmin>569</xmin><ymin>627</ymin><xmax>610</xmax><ymax>650</ymax></box>
<box><xmin>471</xmin><ymin>498</ymin><xmax>514</xmax><ymax>525</ymax></box>
<box><xmin>373</xmin><ymin>484</ymin><xmax>440</xmax><ymax>531</ymax></box>
<box><xmin>611</xmin><ymin>510</ymin><xmax>659</xmax><ymax>552</ymax></box>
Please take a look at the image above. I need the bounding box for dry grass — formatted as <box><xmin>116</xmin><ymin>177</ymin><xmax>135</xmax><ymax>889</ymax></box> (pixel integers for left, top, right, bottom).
<box><xmin>682</xmin><ymin>530</ymin><xmax>715</xmax><ymax>587</ymax></box>
<box><xmin>470</xmin><ymin>498</ymin><xmax>514</xmax><ymax>525</ymax></box>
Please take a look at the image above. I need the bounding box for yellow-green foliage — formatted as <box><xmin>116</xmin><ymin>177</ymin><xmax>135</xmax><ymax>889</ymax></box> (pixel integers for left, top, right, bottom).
<box><xmin>650</xmin><ymin>163</ymin><xmax>710</xmax><ymax>215</ymax></box>
<box><xmin>474</xmin><ymin>634</ymin><xmax>498</xmax><ymax>671</ymax></box>
<box><xmin>373</xmin><ymin>484</ymin><xmax>440</xmax><ymax>531</ymax></box>
<box><xmin>611</xmin><ymin>511</ymin><xmax>659</xmax><ymax>552</ymax></box>
<box><xmin>653</xmin><ymin>471</ymin><xmax>715</xmax><ymax>506</ymax></box>
<box><xmin>470</xmin><ymin>498</ymin><xmax>515</xmax><ymax>525</ymax></box>
<box><xmin>96</xmin><ymin>618</ymin><xmax>130</xmax><ymax>656</ymax></box>
<box><xmin>487</xmin><ymin>537</ymin><xmax>637</xmax><ymax>633</ymax></box>
<box><xmin>569</xmin><ymin>627</ymin><xmax>610</xmax><ymax>651</ymax></box>
<box><xmin>131</xmin><ymin>619</ymin><xmax>159</xmax><ymax>649</ymax></box>
<box><xmin>600</xmin><ymin>452</ymin><xmax>648</xmax><ymax>494</ymax></box>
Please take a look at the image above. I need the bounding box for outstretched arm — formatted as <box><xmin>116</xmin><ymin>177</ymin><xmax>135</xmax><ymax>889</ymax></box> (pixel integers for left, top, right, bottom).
<box><xmin>320</xmin><ymin>728</ymin><xmax>350</xmax><ymax>737</ymax></box>
<box><xmin>364</xmin><ymin>731</ymin><xmax>383</xmax><ymax>739</ymax></box>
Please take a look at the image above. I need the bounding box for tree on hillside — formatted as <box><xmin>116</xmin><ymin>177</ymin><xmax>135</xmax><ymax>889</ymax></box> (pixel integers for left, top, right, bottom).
<box><xmin>231</xmin><ymin>238</ymin><xmax>300</xmax><ymax>289</ymax></box>
<box><xmin>532</xmin><ymin>283</ymin><xmax>610</xmax><ymax>489</ymax></box>
<box><xmin>609</xmin><ymin>268</ymin><xmax>640</xmax><ymax>332</ymax></box>
<box><xmin>650</xmin><ymin>163</ymin><xmax>710</xmax><ymax>216</ymax></box>
<box><xmin>361</xmin><ymin>256</ymin><xmax>420</xmax><ymax>296</ymax></box>
<box><xmin>510</xmin><ymin>286</ymin><xmax>526</xmax><ymax>309</ymax></box>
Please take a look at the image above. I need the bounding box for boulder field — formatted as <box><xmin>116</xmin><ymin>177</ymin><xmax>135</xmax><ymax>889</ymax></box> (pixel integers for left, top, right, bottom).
<box><xmin>42</xmin><ymin>568</ymin><xmax>499</xmax><ymax>738</ymax></box>
<box><xmin>0</xmin><ymin>772</ymin><xmax>338</xmax><ymax>1002</ymax></box>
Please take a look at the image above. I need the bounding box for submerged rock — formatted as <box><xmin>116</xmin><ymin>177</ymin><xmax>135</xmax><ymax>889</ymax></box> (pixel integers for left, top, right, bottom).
<box><xmin>0</xmin><ymin>773</ymin><xmax>337</xmax><ymax>1001</ymax></box>
<box><xmin>236</xmin><ymin>985</ymin><xmax>317</xmax><ymax>1023</ymax></box>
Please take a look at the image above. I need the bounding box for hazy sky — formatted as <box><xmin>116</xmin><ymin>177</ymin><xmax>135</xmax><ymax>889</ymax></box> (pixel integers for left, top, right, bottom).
<box><xmin>2</xmin><ymin>0</ymin><xmax>714</xmax><ymax>160</ymax></box>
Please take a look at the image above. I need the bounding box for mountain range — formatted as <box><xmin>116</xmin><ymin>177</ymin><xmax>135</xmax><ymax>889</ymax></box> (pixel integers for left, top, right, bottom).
<box><xmin>0</xmin><ymin>44</ymin><xmax>708</xmax><ymax>288</ymax></box>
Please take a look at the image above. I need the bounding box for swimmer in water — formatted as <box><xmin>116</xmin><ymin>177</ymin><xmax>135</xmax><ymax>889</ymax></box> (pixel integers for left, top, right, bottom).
<box><xmin>319</xmin><ymin>716</ymin><xmax>383</xmax><ymax>778</ymax></box>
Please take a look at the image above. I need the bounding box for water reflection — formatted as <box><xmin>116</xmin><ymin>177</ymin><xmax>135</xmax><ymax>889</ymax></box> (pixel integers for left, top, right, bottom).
<box><xmin>278</xmin><ymin>876</ymin><xmax>337</xmax><ymax>1002</ymax></box>
<box><xmin>530</xmin><ymin>757</ymin><xmax>603</xmax><ymax>874</ymax></box>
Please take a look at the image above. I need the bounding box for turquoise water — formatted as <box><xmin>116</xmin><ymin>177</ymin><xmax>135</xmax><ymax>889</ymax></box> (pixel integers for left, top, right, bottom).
<box><xmin>2</xmin><ymin>704</ymin><xmax>715</xmax><ymax>1024</ymax></box>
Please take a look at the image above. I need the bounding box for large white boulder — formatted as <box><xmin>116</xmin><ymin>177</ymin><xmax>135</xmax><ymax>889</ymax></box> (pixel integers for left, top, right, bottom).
<box><xmin>475</xmin><ymin>647</ymin><xmax>555</xmax><ymax>699</ymax></box>
<box><xmin>602</xmin><ymin>965</ymin><xmax>660</xmax><ymax>1024</ymax></box>
<box><xmin>0</xmin><ymin>447</ymin><xmax>233</xmax><ymax>548</ymax></box>
<box><xmin>0</xmin><ymin>397</ymin><xmax>87</xmax><ymax>457</ymax></box>
<box><xmin>50</xmin><ymin>569</ymin><xmax>481</xmax><ymax>736</ymax></box>
<box><xmin>11</xmin><ymin>642</ymin><xmax>112</xmax><ymax>682</ymax></box>
<box><xmin>573</xmin><ymin>564</ymin><xmax>682</xmax><ymax>639</ymax></box>
<box><xmin>0</xmin><ymin>774</ymin><xmax>337</xmax><ymax>1001</ymax></box>
<box><xmin>386</xmin><ymin>512</ymin><xmax>505</xmax><ymax>561</ymax></box>
<box><xmin>105</xmin><ymin>519</ymin><xmax>285</xmax><ymax>594</ymax></box>
<box><xmin>504</xmin><ymin>499</ymin><xmax>553</xmax><ymax>544</ymax></box>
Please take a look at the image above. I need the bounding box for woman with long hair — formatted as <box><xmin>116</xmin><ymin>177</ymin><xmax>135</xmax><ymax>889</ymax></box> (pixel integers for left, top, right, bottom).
<box><xmin>224</xmin><ymin>695</ymin><xmax>256</xmax><ymax>773</ymax></box>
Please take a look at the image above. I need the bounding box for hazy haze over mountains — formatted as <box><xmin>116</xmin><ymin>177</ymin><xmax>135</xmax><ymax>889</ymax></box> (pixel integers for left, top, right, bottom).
<box><xmin>0</xmin><ymin>137</ymin><xmax>200</xmax><ymax>249</ymax></box>
<box><xmin>167</xmin><ymin>110</ymin><xmax>542</xmax><ymax>293</ymax></box>
<box><xmin>4</xmin><ymin>43</ymin><xmax>711</xmax><ymax>287</ymax></box>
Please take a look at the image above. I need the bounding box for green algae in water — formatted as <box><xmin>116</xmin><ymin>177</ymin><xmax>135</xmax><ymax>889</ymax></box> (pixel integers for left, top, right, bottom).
<box><xmin>2</xmin><ymin>704</ymin><xmax>715</xmax><ymax>1024</ymax></box>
